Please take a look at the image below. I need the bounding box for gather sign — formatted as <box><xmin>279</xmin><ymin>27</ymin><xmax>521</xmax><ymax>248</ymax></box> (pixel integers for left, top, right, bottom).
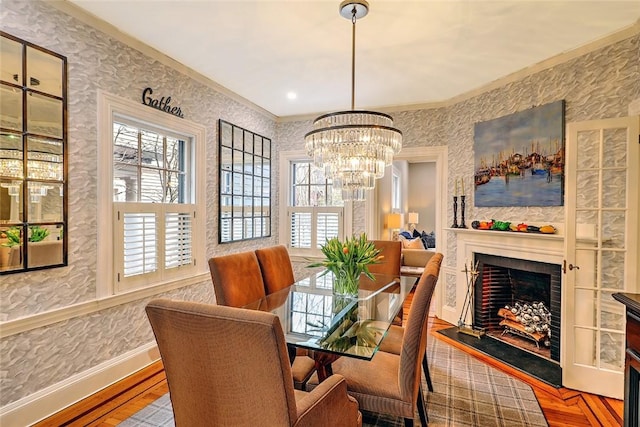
<box><xmin>141</xmin><ymin>87</ymin><xmax>185</xmax><ymax>118</ymax></box>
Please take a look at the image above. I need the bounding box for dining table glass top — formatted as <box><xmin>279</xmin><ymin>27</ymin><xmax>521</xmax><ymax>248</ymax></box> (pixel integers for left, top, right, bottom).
<box><xmin>243</xmin><ymin>271</ymin><xmax>415</xmax><ymax>360</ymax></box>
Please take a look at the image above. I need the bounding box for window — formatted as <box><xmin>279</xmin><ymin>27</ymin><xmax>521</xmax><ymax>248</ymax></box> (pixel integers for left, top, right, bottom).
<box><xmin>392</xmin><ymin>168</ymin><xmax>401</xmax><ymax>211</ymax></box>
<box><xmin>97</xmin><ymin>91</ymin><xmax>205</xmax><ymax>296</ymax></box>
<box><xmin>285</xmin><ymin>160</ymin><xmax>347</xmax><ymax>257</ymax></box>
<box><xmin>112</xmin><ymin>119</ymin><xmax>197</xmax><ymax>290</ymax></box>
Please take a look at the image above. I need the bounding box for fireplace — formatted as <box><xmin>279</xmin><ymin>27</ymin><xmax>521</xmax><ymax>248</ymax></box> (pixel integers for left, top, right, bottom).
<box><xmin>473</xmin><ymin>253</ymin><xmax>562</xmax><ymax>363</ymax></box>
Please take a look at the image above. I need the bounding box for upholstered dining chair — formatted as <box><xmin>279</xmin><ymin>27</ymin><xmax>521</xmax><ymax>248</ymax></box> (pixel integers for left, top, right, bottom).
<box><xmin>146</xmin><ymin>299</ymin><xmax>362</xmax><ymax>427</ymax></box>
<box><xmin>308</xmin><ymin>253</ymin><xmax>443</xmax><ymax>427</ymax></box>
<box><xmin>208</xmin><ymin>250</ymin><xmax>266</xmax><ymax>307</ymax></box>
<box><xmin>255</xmin><ymin>245</ymin><xmax>317</xmax><ymax>390</ymax></box>
<box><xmin>368</xmin><ymin>240</ymin><xmax>403</xmax><ymax>325</ymax></box>
<box><xmin>378</xmin><ymin>253</ymin><xmax>444</xmax><ymax>392</ymax></box>
<box><xmin>367</xmin><ymin>240</ymin><xmax>402</xmax><ymax>276</ymax></box>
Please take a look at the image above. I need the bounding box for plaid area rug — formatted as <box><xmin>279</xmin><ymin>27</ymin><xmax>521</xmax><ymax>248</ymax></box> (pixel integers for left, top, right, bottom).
<box><xmin>120</xmin><ymin>336</ymin><xmax>548</xmax><ymax>427</ymax></box>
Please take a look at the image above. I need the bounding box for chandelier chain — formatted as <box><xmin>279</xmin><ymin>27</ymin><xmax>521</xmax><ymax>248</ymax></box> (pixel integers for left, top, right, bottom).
<box><xmin>351</xmin><ymin>6</ymin><xmax>357</xmax><ymax>110</ymax></box>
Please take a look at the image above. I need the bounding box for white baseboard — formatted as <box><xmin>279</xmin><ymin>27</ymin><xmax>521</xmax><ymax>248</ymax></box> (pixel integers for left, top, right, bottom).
<box><xmin>0</xmin><ymin>342</ymin><xmax>160</xmax><ymax>427</ymax></box>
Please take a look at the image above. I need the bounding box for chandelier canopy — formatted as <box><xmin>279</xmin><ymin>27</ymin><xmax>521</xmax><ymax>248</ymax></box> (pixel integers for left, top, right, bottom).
<box><xmin>304</xmin><ymin>0</ymin><xmax>402</xmax><ymax>201</ymax></box>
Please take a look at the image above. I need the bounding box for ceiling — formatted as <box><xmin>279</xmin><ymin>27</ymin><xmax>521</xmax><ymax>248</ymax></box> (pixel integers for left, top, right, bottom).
<box><xmin>67</xmin><ymin>0</ymin><xmax>640</xmax><ymax>118</ymax></box>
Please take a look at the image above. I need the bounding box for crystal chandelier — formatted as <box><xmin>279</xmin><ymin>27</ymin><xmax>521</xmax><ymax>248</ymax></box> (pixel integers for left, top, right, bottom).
<box><xmin>304</xmin><ymin>0</ymin><xmax>402</xmax><ymax>201</ymax></box>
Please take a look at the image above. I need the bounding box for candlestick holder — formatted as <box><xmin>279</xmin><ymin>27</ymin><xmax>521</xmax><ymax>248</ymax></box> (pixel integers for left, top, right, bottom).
<box><xmin>451</xmin><ymin>196</ymin><xmax>459</xmax><ymax>228</ymax></box>
<box><xmin>459</xmin><ymin>195</ymin><xmax>468</xmax><ymax>228</ymax></box>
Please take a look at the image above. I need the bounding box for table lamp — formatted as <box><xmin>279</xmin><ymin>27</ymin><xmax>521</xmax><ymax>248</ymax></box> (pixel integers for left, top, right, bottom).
<box><xmin>407</xmin><ymin>212</ymin><xmax>419</xmax><ymax>231</ymax></box>
<box><xmin>385</xmin><ymin>213</ymin><xmax>403</xmax><ymax>241</ymax></box>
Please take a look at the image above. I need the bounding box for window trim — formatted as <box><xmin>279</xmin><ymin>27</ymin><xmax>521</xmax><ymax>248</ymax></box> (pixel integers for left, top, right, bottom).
<box><xmin>278</xmin><ymin>150</ymin><xmax>352</xmax><ymax>259</ymax></box>
<box><xmin>97</xmin><ymin>90</ymin><xmax>206</xmax><ymax>297</ymax></box>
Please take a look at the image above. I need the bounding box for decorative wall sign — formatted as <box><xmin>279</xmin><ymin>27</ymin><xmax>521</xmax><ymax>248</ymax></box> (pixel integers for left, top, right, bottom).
<box><xmin>141</xmin><ymin>87</ymin><xmax>184</xmax><ymax>118</ymax></box>
<box><xmin>473</xmin><ymin>100</ymin><xmax>565</xmax><ymax>207</ymax></box>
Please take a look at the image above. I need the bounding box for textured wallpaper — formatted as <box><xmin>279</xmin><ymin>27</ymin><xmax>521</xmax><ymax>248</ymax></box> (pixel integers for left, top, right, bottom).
<box><xmin>0</xmin><ymin>0</ymin><xmax>277</xmax><ymax>406</ymax></box>
<box><xmin>0</xmin><ymin>0</ymin><xmax>638</xmax><ymax>408</ymax></box>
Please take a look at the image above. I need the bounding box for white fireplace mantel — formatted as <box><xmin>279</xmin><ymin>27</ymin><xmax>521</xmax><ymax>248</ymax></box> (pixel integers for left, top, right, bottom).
<box><xmin>449</xmin><ymin>227</ymin><xmax>564</xmax><ymax>268</ymax></box>
<box><xmin>446</xmin><ymin>226</ymin><xmax>566</xmax><ymax>369</ymax></box>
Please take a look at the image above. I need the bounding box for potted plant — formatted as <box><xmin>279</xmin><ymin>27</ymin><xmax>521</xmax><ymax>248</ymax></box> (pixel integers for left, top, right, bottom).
<box><xmin>308</xmin><ymin>233</ymin><xmax>382</xmax><ymax>297</ymax></box>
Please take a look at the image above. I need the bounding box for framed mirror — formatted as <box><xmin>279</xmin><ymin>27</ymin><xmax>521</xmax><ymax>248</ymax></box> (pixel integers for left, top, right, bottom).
<box><xmin>218</xmin><ymin>120</ymin><xmax>271</xmax><ymax>243</ymax></box>
<box><xmin>0</xmin><ymin>32</ymin><xmax>67</xmax><ymax>273</ymax></box>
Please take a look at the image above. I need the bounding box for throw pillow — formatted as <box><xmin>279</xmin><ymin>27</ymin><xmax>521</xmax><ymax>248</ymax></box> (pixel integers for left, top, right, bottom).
<box><xmin>421</xmin><ymin>230</ymin><xmax>436</xmax><ymax>248</ymax></box>
<box><xmin>412</xmin><ymin>229</ymin><xmax>421</xmax><ymax>239</ymax></box>
<box><xmin>399</xmin><ymin>231</ymin><xmax>413</xmax><ymax>240</ymax></box>
<box><xmin>402</xmin><ymin>237</ymin><xmax>424</xmax><ymax>249</ymax></box>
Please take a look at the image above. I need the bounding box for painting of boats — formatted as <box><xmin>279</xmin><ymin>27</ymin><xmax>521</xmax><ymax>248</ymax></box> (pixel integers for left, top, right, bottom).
<box><xmin>473</xmin><ymin>100</ymin><xmax>564</xmax><ymax>207</ymax></box>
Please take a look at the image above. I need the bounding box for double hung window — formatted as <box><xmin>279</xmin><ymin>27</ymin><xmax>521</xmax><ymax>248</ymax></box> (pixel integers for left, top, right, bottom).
<box><xmin>286</xmin><ymin>161</ymin><xmax>344</xmax><ymax>256</ymax></box>
<box><xmin>112</xmin><ymin>118</ymin><xmax>197</xmax><ymax>291</ymax></box>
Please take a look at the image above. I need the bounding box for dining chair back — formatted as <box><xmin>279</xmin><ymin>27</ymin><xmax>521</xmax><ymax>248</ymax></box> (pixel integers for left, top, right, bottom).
<box><xmin>208</xmin><ymin>251</ymin><xmax>266</xmax><ymax>307</ymax></box>
<box><xmin>255</xmin><ymin>245</ymin><xmax>317</xmax><ymax>389</ymax></box>
<box><xmin>308</xmin><ymin>253</ymin><xmax>443</xmax><ymax>427</ymax></box>
<box><xmin>367</xmin><ymin>240</ymin><xmax>401</xmax><ymax>276</ymax></box>
<box><xmin>255</xmin><ymin>245</ymin><xmax>295</xmax><ymax>294</ymax></box>
<box><xmin>377</xmin><ymin>252</ymin><xmax>444</xmax><ymax>393</ymax></box>
<box><xmin>146</xmin><ymin>299</ymin><xmax>362</xmax><ymax>427</ymax></box>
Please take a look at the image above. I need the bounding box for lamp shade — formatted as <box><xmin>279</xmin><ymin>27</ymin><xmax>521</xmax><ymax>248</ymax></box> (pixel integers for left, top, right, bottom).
<box><xmin>386</xmin><ymin>213</ymin><xmax>403</xmax><ymax>229</ymax></box>
<box><xmin>407</xmin><ymin>212</ymin><xmax>419</xmax><ymax>224</ymax></box>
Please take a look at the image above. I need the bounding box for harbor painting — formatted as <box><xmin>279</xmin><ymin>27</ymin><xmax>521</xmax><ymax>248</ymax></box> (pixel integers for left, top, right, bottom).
<box><xmin>474</xmin><ymin>100</ymin><xmax>565</xmax><ymax>207</ymax></box>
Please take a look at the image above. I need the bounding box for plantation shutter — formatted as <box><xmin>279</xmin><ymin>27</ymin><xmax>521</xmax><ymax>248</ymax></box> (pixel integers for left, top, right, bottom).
<box><xmin>123</xmin><ymin>211</ymin><xmax>157</xmax><ymax>277</ymax></box>
<box><xmin>288</xmin><ymin>207</ymin><xmax>343</xmax><ymax>256</ymax></box>
<box><xmin>165</xmin><ymin>209</ymin><xmax>194</xmax><ymax>269</ymax></box>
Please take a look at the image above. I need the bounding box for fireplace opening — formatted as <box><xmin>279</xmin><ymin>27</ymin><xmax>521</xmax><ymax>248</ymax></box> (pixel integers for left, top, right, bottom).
<box><xmin>473</xmin><ymin>254</ymin><xmax>561</xmax><ymax>364</ymax></box>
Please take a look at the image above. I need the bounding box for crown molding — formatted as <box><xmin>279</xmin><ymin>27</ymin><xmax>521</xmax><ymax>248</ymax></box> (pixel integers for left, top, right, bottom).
<box><xmin>47</xmin><ymin>0</ymin><xmax>277</xmax><ymax>121</ymax></box>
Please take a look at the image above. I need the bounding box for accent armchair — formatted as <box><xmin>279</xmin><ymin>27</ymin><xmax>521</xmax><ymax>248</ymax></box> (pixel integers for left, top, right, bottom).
<box><xmin>146</xmin><ymin>299</ymin><xmax>362</xmax><ymax>427</ymax></box>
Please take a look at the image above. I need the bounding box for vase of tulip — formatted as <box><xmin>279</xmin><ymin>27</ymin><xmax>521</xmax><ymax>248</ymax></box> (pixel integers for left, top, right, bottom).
<box><xmin>308</xmin><ymin>233</ymin><xmax>382</xmax><ymax>298</ymax></box>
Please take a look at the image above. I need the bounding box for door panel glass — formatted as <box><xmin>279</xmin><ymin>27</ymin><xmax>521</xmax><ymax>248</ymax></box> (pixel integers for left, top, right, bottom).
<box><xmin>574</xmin><ymin>327</ymin><xmax>596</xmax><ymax>367</ymax></box>
<box><xmin>600</xmin><ymin>292</ymin><xmax>624</xmax><ymax>330</ymax></box>
<box><xmin>602</xmin><ymin>128</ymin><xmax>627</xmax><ymax>168</ymax></box>
<box><xmin>576</xmin><ymin>170</ymin><xmax>598</xmax><ymax>209</ymax></box>
<box><xmin>575</xmin><ymin>249</ymin><xmax>597</xmax><ymax>288</ymax></box>
<box><xmin>600</xmin><ymin>331</ymin><xmax>624</xmax><ymax>370</ymax></box>
<box><xmin>574</xmin><ymin>289</ymin><xmax>597</xmax><ymax>327</ymax></box>
<box><xmin>601</xmin><ymin>250</ymin><xmax>625</xmax><ymax>290</ymax></box>
<box><xmin>601</xmin><ymin>210</ymin><xmax>625</xmax><ymax>249</ymax></box>
<box><xmin>601</xmin><ymin>169</ymin><xmax>625</xmax><ymax>208</ymax></box>
<box><xmin>576</xmin><ymin>130</ymin><xmax>599</xmax><ymax>169</ymax></box>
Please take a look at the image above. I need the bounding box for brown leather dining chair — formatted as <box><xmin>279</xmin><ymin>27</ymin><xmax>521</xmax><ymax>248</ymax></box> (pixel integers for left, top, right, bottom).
<box><xmin>308</xmin><ymin>253</ymin><xmax>443</xmax><ymax>427</ymax></box>
<box><xmin>378</xmin><ymin>253</ymin><xmax>444</xmax><ymax>392</ymax></box>
<box><xmin>366</xmin><ymin>240</ymin><xmax>402</xmax><ymax>276</ymax></box>
<box><xmin>255</xmin><ymin>245</ymin><xmax>317</xmax><ymax>390</ymax></box>
<box><xmin>208</xmin><ymin>250</ymin><xmax>266</xmax><ymax>308</ymax></box>
<box><xmin>146</xmin><ymin>299</ymin><xmax>362</xmax><ymax>427</ymax></box>
<box><xmin>367</xmin><ymin>240</ymin><xmax>404</xmax><ymax>325</ymax></box>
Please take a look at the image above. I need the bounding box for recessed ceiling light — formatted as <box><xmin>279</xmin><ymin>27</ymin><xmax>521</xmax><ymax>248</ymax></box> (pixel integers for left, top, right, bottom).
<box><xmin>286</xmin><ymin>92</ymin><xmax>297</xmax><ymax>100</ymax></box>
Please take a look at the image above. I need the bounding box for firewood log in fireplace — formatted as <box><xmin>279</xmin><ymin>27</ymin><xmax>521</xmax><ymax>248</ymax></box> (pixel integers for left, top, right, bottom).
<box><xmin>498</xmin><ymin>301</ymin><xmax>551</xmax><ymax>348</ymax></box>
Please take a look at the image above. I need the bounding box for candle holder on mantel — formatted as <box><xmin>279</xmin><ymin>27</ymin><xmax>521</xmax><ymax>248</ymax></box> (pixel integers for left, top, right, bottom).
<box><xmin>459</xmin><ymin>195</ymin><xmax>468</xmax><ymax>228</ymax></box>
<box><xmin>451</xmin><ymin>196</ymin><xmax>459</xmax><ymax>228</ymax></box>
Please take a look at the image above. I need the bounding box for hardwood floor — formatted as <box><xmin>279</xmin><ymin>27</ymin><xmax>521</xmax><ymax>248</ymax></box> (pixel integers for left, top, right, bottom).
<box><xmin>35</xmin><ymin>293</ymin><xmax>623</xmax><ymax>426</ymax></box>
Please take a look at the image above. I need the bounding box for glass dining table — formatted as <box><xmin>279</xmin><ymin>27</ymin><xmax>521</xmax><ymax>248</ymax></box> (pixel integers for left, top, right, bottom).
<box><xmin>243</xmin><ymin>270</ymin><xmax>415</xmax><ymax>380</ymax></box>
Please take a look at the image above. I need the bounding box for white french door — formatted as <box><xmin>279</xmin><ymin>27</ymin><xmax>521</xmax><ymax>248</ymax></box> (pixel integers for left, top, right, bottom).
<box><xmin>563</xmin><ymin>115</ymin><xmax>639</xmax><ymax>398</ymax></box>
